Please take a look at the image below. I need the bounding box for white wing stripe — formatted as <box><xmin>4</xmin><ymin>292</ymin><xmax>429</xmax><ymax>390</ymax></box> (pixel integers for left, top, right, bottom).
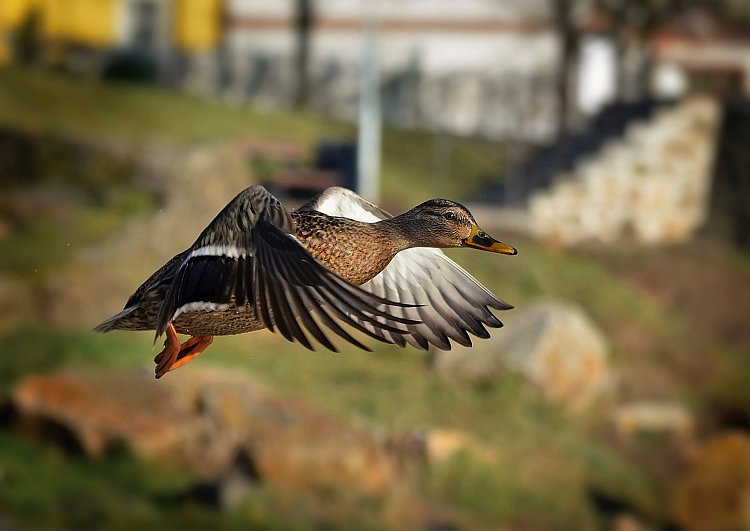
<box><xmin>188</xmin><ymin>245</ymin><xmax>249</xmax><ymax>259</ymax></box>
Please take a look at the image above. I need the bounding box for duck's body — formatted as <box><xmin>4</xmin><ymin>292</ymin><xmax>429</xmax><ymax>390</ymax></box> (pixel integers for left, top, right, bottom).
<box><xmin>100</xmin><ymin>212</ymin><xmax>404</xmax><ymax>337</ymax></box>
<box><xmin>96</xmin><ymin>186</ymin><xmax>517</xmax><ymax>377</ymax></box>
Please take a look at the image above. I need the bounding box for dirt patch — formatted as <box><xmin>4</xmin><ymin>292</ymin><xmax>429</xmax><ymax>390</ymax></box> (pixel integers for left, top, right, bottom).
<box><xmin>596</xmin><ymin>239</ymin><xmax>750</xmax><ymax>353</ymax></box>
<box><xmin>590</xmin><ymin>237</ymin><xmax>750</xmax><ymax>417</ymax></box>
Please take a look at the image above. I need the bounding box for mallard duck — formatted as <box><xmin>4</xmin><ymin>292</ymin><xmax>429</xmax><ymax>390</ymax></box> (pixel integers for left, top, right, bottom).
<box><xmin>95</xmin><ymin>186</ymin><xmax>517</xmax><ymax>378</ymax></box>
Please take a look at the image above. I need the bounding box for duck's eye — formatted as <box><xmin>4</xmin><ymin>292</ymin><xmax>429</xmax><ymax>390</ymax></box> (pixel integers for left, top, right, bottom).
<box><xmin>443</xmin><ymin>211</ymin><xmax>457</xmax><ymax>221</ymax></box>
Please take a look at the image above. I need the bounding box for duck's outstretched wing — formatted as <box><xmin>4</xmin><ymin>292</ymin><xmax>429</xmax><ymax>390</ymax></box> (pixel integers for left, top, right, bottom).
<box><xmin>301</xmin><ymin>187</ymin><xmax>512</xmax><ymax>351</ymax></box>
<box><xmin>156</xmin><ymin>185</ymin><xmax>418</xmax><ymax>351</ymax></box>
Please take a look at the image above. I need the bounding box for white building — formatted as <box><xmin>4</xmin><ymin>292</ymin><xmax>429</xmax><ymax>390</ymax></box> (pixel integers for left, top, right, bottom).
<box><xmin>185</xmin><ymin>2</ymin><xmax>750</xmax><ymax>140</ymax></box>
<box><xmin>220</xmin><ymin>0</ymin><xmax>560</xmax><ymax>140</ymax></box>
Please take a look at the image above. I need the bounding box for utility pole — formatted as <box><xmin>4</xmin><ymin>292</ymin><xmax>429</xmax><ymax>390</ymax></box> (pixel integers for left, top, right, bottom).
<box><xmin>356</xmin><ymin>0</ymin><xmax>381</xmax><ymax>202</ymax></box>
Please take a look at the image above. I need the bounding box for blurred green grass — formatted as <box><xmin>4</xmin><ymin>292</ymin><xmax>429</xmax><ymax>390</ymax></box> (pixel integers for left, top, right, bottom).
<box><xmin>0</xmin><ymin>323</ymin><xmax>657</xmax><ymax>529</ymax></box>
<box><xmin>0</xmin><ymin>67</ymin><xmax>503</xmax><ymax>283</ymax></box>
<box><xmin>0</xmin><ymin>188</ymin><xmax>156</xmax><ymax>276</ymax></box>
<box><xmin>0</xmin><ymin>431</ymin><xmax>349</xmax><ymax>530</ymax></box>
<box><xmin>0</xmin><ymin>238</ymin><xmax>670</xmax><ymax>528</ymax></box>
<box><xmin>0</xmin><ymin>68</ymin><xmax>503</xmax><ymax>205</ymax></box>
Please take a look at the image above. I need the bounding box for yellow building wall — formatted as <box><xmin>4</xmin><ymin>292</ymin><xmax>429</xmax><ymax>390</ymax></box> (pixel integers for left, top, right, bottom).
<box><xmin>0</xmin><ymin>0</ymin><xmax>116</xmax><ymax>47</ymax></box>
<box><xmin>0</xmin><ymin>0</ymin><xmax>224</xmax><ymax>64</ymax></box>
<box><xmin>40</xmin><ymin>0</ymin><xmax>116</xmax><ymax>46</ymax></box>
<box><xmin>175</xmin><ymin>0</ymin><xmax>223</xmax><ymax>53</ymax></box>
<box><xmin>0</xmin><ymin>0</ymin><xmax>37</xmax><ymax>64</ymax></box>
<box><xmin>0</xmin><ymin>0</ymin><xmax>38</xmax><ymax>28</ymax></box>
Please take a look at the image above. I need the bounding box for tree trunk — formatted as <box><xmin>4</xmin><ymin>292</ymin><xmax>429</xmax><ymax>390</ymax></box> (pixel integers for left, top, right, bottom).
<box><xmin>553</xmin><ymin>0</ymin><xmax>578</xmax><ymax>134</ymax></box>
<box><xmin>293</xmin><ymin>0</ymin><xmax>314</xmax><ymax>108</ymax></box>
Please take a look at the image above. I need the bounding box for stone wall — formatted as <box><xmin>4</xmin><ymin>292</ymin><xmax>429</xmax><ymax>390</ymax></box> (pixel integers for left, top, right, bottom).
<box><xmin>528</xmin><ymin>97</ymin><xmax>719</xmax><ymax>246</ymax></box>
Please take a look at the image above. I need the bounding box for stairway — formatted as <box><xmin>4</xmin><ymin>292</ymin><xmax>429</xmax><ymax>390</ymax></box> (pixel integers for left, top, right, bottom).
<box><xmin>481</xmin><ymin>100</ymin><xmax>663</xmax><ymax>206</ymax></box>
<box><xmin>528</xmin><ymin>98</ymin><xmax>719</xmax><ymax>246</ymax></box>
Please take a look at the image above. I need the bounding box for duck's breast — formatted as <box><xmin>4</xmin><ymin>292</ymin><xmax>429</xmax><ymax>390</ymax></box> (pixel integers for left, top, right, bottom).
<box><xmin>292</xmin><ymin>213</ymin><xmax>397</xmax><ymax>285</ymax></box>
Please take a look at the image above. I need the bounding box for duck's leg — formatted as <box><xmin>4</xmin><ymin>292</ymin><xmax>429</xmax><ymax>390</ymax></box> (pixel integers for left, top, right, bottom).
<box><xmin>153</xmin><ymin>323</ymin><xmax>214</xmax><ymax>379</ymax></box>
<box><xmin>165</xmin><ymin>335</ymin><xmax>214</xmax><ymax>374</ymax></box>
<box><xmin>154</xmin><ymin>323</ymin><xmax>181</xmax><ymax>378</ymax></box>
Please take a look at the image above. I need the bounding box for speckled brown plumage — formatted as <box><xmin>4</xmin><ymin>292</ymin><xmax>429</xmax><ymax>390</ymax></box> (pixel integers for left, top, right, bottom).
<box><xmin>291</xmin><ymin>211</ymin><xmax>400</xmax><ymax>286</ymax></box>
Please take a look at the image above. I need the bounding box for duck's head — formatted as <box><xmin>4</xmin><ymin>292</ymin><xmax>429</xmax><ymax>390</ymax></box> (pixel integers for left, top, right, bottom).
<box><xmin>394</xmin><ymin>199</ymin><xmax>518</xmax><ymax>255</ymax></box>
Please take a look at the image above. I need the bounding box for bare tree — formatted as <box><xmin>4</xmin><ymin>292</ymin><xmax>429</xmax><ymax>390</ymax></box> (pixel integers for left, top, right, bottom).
<box><xmin>596</xmin><ymin>0</ymin><xmax>713</xmax><ymax>100</ymax></box>
<box><xmin>293</xmin><ymin>0</ymin><xmax>314</xmax><ymax>108</ymax></box>
<box><xmin>552</xmin><ymin>0</ymin><xmax>579</xmax><ymax>134</ymax></box>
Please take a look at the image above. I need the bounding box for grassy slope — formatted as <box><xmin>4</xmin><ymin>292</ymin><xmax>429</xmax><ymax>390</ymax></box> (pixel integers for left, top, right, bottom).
<box><xmin>0</xmin><ymin>68</ymin><xmax>502</xmax><ymax>205</ymax></box>
<box><xmin>0</xmin><ymin>68</ymin><xmax>686</xmax><ymax>528</ymax></box>
<box><xmin>0</xmin><ymin>241</ymin><xmax>666</xmax><ymax>529</ymax></box>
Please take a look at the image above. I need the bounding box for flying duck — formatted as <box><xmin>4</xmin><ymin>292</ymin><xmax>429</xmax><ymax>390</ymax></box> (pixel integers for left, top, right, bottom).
<box><xmin>95</xmin><ymin>186</ymin><xmax>517</xmax><ymax>378</ymax></box>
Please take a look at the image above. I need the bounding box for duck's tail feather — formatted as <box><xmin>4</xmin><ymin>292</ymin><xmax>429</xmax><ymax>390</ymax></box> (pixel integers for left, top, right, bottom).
<box><xmin>93</xmin><ymin>306</ymin><xmax>138</xmax><ymax>333</ymax></box>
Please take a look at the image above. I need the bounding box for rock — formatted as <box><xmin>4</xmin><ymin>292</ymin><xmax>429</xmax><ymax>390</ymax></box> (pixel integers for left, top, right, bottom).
<box><xmin>612</xmin><ymin>513</ymin><xmax>649</xmax><ymax>531</ymax></box>
<box><xmin>612</xmin><ymin>402</ymin><xmax>694</xmax><ymax>440</ymax></box>
<box><xmin>0</xmin><ymin>278</ymin><xmax>34</xmax><ymax>331</ymax></box>
<box><xmin>9</xmin><ymin>369</ymin><xmax>396</xmax><ymax>495</ymax></box>
<box><xmin>216</xmin><ymin>470</ymin><xmax>257</xmax><ymax>512</ymax></box>
<box><xmin>0</xmin><ymin>216</ymin><xmax>10</xmax><ymax>238</ymax></box>
<box><xmin>385</xmin><ymin>500</ymin><xmax>467</xmax><ymax>531</ymax></box>
<box><xmin>673</xmin><ymin>432</ymin><xmax>750</xmax><ymax>531</ymax></box>
<box><xmin>389</xmin><ymin>428</ymin><xmax>497</xmax><ymax>466</ymax></box>
<box><xmin>11</xmin><ymin>370</ymin><xmax>209</xmax><ymax>462</ymax></box>
<box><xmin>432</xmin><ymin>300</ymin><xmax>610</xmax><ymax>409</ymax></box>
<box><xmin>163</xmin><ymin>369</ymin><xmax>396</xmax><ymax>494</ymax></box>
<box><xmin>423</xmin><ymin>429</ymin><xmax>497</xmax><ymax>466</ymax></box>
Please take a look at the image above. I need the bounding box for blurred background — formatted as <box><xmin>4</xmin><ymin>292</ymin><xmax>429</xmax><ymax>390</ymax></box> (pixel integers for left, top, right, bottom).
<box><xmin>1</xmin><ymin>0</ymin><xmax>750</xmax><ymax>529</ymax></box>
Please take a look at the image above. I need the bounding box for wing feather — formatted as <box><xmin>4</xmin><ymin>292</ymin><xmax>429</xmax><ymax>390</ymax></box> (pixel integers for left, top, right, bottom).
<box><xmin>156</xmin><ymin>185</ymin><xmax>417</xmax><ymax>350</ymax></box>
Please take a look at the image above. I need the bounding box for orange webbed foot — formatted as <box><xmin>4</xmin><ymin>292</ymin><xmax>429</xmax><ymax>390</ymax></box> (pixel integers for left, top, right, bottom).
<box><xmin>154</xmin><ymin>324</ymin><xmax>214</xmax><ymax>379</ymax></box>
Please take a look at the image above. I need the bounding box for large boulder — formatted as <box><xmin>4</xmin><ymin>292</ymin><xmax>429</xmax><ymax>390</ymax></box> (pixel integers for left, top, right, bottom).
<box><xmin>432</xmin><ymin>300</ymin><xmax>610</xmax><ymax>409</ymax></box>
<box><xmin>612</xmin><ymin>401</ymin><xmax>694</xmax><ymax>441</ymax></box>
<box><xmin>9</xmin><ymin>369</ymin><xmax>396</xmax><ymax>495</ymax></box>
<box><xmin>166</xmin><ymin>369</ymin><xmax>396</xmax><ymax>494</ymax></box>
<box><xmin>672</xmin><ymin>432</ymin><xmax>750</xmax><ymax>531</ymax></box>
<box><xmin>11</xmin><ymin>370</ymin><xmax>208</xmax><ymax>461</ymax></box>
<box><xmin>389</xmin><ymin>428</ymin><xmax>498</xmax><ymax>466</ymax></box>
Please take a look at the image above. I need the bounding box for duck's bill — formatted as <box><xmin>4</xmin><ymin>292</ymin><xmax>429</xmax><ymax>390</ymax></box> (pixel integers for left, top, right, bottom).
<box><xmin>464</xmin><ymin>224</ymin><xmax>518</xmax><ymax>255</ymax></box>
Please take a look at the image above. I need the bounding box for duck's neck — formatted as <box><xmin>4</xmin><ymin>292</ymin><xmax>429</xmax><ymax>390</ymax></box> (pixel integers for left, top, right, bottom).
<box><xmin>376</xmin><ymin>214</ymin><xmax>430</xmax><ymax>252</ymax></box>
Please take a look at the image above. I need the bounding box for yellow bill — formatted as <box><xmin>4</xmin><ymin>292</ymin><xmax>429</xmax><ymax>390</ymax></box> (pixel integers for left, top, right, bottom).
<box><xmin>464</xmin><ymin>224</ymin><xmax>518</xmax><ymax>255</ymax></box>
